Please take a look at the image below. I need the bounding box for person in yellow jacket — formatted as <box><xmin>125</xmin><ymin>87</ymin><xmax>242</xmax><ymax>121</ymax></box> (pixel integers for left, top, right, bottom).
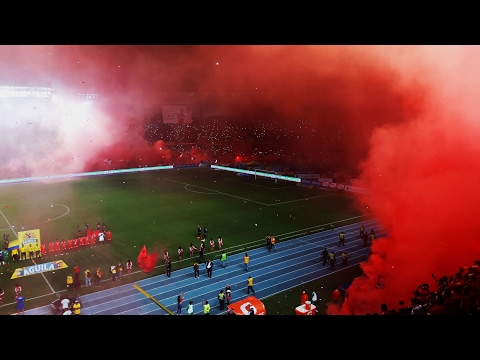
<box><xmin>243</xmin><ymin>253</ymin><xmax>249</xmax><ymax>272</ymax></box>
<box><xmin>67</xmin><ymin>273</ymin><xmax>73</xmax><ymax>292</ymax></box>
<box><xmin>329</xmin><ymin>251</ymin><xmax>336</xmax><ymax>270</ymax></box>
<box><xmin>247</xmin><ymin>276</ymin><xmax>255</xmax><ymax>295</ymax></box>
<box><xmin>203</xmin><ymin>300</ymin><xmax>210</xmax><ymax>315</ymax></box>
<box><xmin>11</xmin><ymin>248</ymin><xmax>19</xmax><ymax>263</ymax></box>
<box><xmin>20</xmin><ymin>244</ymin><xmax>26</xmax><ymax>261</ymax></box>
<box><xmin>72</xmin><ymin>298</ymin><xmax>81</xmax><ymax>315</ymax></box>
<box><xmin>34</xmin><ymin>243</ymin><xmax>41</xmax><ymax>258</ymax></box>
<box><xmin>28</xmin><ymin>244</ymin><xmax>34</xmax><ymax>260</ymax></box>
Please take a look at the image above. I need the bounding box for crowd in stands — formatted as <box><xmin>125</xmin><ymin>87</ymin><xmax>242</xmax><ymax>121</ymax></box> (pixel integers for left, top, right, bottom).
<box><xmin>141</xmin><ymin>116</ymin><xmax>340</xmax><ymax>174</ymax></box>
<box><xmin>369</xmin><ymin>260</ymin><xmax>480</xmax><ymax>315</ymax></box>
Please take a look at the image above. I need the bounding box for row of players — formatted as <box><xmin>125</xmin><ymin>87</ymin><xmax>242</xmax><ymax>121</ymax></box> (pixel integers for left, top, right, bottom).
<box><xmin>5</xmin><ymin>230</ymin><xmax>113</xmax><ymax>264</ymax></box>
<box><xmin>46</xmin><ymin>229</ymin><xmax>112</xmax><ymax>253</ymax></box>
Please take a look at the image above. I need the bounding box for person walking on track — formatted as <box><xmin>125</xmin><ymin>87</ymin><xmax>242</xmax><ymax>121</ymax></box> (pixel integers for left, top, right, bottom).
<box><xmin>247</xmin><ymin>276</ymin><xmax>255</xmax><ymax>295</ymax></box>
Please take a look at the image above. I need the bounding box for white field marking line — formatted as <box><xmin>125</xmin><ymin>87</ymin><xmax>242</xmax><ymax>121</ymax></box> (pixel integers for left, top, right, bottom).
<box><xmin>30</xmin><ymin>257</ymin><xmax>55</xmax><ymax>293</ymax></box>
<box><xmin>267</xmin><ymin>193</ymin><xmax>335</xmax><ymax>206</ymax></box>
<box><xmin>162</xmin><ymin>178</ymin><xmax>269</xmax><ymax>206</ymax></box>
<box><xmin>0</xmin><ymin>210</ymin><xmax>56</xmax><ymax>294</ymax></box>
<box><xmin>12</xmin><ymin>217</ymin><xmax>378</xmax><ymax>310</ymax></box>
<box><xmin>109</xmin><ymin>239</ymin><xmax>373</xmax><ymax>315</ymax></box>
<box><xmin>184</xmin><ymin>185</ymin><xmax>218</xmax><ymax>194</ymax></box>
<box><xmin>190</xmin><ymin>250</ymin><xmax>373</xmax><ymax>315</ymax></box>
<box><xmin>0</xmin><ymin>204</ymin><xmax>70</xmax><ymax>232</ymax></box>
<box><xmin>222</xmin><ymin>178</ymin><xmax>290</xmax><ymax>189</ymax></box>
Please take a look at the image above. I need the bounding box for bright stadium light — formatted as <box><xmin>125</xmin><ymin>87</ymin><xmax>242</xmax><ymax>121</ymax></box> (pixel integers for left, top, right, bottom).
<box><xmin>0</xmin><ymin>165</ymin><xmax>174</xmax><ymax>185</ymax></box>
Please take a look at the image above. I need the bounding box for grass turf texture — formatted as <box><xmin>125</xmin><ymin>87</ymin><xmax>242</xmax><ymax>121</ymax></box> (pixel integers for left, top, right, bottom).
<box><xmin>0</xmin><ymin>167</ymin><xmax>363</xmax><ymax>315</ymax></box>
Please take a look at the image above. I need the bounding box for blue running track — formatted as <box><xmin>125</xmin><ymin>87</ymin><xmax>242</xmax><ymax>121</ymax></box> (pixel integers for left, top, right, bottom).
<box><xmin>23</xmin><ymin>219</ymin><xmax>383</xmax><ymax>315</ymax></box>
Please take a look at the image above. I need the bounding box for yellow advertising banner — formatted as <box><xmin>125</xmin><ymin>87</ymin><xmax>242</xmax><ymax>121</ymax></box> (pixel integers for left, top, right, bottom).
<box><xmin>11</xmin><ymin>260</ymin><xmax>68</xmax><ymax>279</ymax></box>
<box><xmin>8</xmin><ymin>229</ymin><xmax>41</xmax><ymax>259</ymax></box>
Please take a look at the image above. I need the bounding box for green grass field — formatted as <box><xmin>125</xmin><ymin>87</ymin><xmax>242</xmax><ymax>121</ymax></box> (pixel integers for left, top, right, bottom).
<box><xmin>0</xmin><ymin>167</ymin><xmax>364</xmax><ymax>315</ymax></box>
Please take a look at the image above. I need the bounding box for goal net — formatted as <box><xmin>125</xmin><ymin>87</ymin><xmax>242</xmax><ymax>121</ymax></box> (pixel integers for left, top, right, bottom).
<box><xmin>254</xmin><ymin>169</ymin><xmax>280</xmax><ymax>183</ymax></box>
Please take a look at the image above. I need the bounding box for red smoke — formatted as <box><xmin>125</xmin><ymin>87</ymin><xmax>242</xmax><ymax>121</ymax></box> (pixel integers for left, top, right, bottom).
<box><xmin>327</xmin><ymin>46</ymin><xmax>480</xmax><ymax>314</ymax></box>
<box><xmin>3</xmin><ymin>46</ymin><xmax>480</xmax><ymax>310</ymax></box>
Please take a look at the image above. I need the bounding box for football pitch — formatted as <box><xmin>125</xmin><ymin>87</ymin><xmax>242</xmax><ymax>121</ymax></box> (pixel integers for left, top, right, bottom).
<box><xmin>0</xmin><ymin>166</ymin><xmax>365</xmax><ymax>315</ymax></box>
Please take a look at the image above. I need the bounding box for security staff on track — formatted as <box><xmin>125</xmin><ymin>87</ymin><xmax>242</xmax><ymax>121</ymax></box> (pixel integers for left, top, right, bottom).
<box><xmin>329</xmin><ymin>251</ymin><xmax>336</xmax><ymax>270</ymax></box>
<box><xmin>203</xmin><ymin>300</ymin><xmax>210</xmax><ymax>315</ymax></box>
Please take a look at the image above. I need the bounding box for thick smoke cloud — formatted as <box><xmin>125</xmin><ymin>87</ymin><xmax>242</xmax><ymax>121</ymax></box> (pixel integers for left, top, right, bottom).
<box><xmin>0</xmin><ymin>45</ymin><xmax>425</xmax><ymax>177</ymax></box>
<box><xmin>326</xmin><ymin>46</ymin><xmax>480</xmax><ymax>314</ymax></box>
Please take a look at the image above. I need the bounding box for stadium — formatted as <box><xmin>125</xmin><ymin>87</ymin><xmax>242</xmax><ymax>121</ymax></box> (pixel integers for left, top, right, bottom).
<box><xmin>1</xmin><ymin>45</ymin><xmax>480</xmax><ymax>315</ymax></box>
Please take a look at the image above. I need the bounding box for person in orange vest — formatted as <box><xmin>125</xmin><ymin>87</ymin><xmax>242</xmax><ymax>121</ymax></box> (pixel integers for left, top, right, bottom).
<box><xmin>332</xmin><ymin>288</ymin><xmax>341</xmax><ymax>304</ymax></box>
<box><xmin>300</xmin><ymin>290</ymin><xmax>308</xmax><ymax>304</ymax></box>
<box><xmin>95</xmin><ymin>268</ymin><xmax>102</xmax><ymax>287</ymax></box>
<box><xmin>270</xmin><ymin>236</ymin><xmax>277</xmax><ymax>252</ymax></box>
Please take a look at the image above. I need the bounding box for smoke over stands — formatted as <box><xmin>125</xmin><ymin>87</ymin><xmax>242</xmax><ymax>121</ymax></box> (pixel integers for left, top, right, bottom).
<box><xmin>327</xmin><ymin>46</ymin><xmax>480</xmax><ymax>314</ymax></box>
<box><xmin>0</xmin><ymin>45</ymin><xmax>422</xmax><ymax>177</ymax></box>
<box><xmin>1</xmin><ymin>46</ymin><xmax>480</xmax><ymax>312</ymax></box>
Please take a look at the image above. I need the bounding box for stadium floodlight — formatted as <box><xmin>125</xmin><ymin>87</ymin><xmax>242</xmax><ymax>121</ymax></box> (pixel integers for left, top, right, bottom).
<box><xmin>0</xmin><ymin>165</ymin><xmax>174</xmax><ymax>185</ymax></box>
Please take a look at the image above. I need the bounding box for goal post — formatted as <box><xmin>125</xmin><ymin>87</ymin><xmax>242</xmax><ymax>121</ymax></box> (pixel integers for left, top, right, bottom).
<box><xmin>254</xmin><ymin>169</ymin><xmax>279</xmax><ymax>183</ymax></box>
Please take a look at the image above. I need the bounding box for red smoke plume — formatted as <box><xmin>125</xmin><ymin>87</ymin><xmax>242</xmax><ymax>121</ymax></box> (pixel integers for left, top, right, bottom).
<box><xmin>327</xmin><ymin>46</ymin><xmax>480</xmax><ymax>314</ymax></box>
<box><xmin>3</xmin><ymin>46</ymin><xmax>480</xmax><ymax>310</ymax></box>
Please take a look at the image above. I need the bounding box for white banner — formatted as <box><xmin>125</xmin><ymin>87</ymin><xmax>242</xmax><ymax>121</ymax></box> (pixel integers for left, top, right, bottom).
<box><xmin>162</xmin><ymin>104</ymin><xmax>192</xmax><ymax>124</ymax></box>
